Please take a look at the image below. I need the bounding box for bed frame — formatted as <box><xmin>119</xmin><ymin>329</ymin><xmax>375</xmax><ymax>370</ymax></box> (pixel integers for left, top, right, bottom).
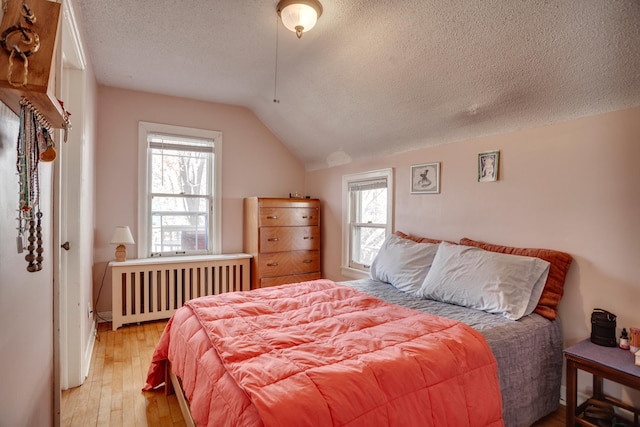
<box><xmin>165</xmin><ymin>361</ymin><xmax>196</xmax><ymax>427</ymax></box>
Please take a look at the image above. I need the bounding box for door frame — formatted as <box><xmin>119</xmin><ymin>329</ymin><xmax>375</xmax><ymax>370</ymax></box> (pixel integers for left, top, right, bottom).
<box><xmin>53</xmin><ymin>0</ymin><xmax>88</xmax><ymax>423</ymax></box>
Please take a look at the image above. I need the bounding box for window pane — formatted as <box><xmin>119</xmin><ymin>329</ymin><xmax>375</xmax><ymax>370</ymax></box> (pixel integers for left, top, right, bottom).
<box><xmin>151</xmin><ymin>196</ymin><xmax>209</xmax><ymax>253</ymax></box>
<box><xmin>351</xmin><ymin>226</ymin><xmax>386</xmax><ymax>266</ymax></box>
<box><xmin>355</xmin><ymin>188</ymin><xmax>387</xmax><ymax>224</ymax></box>
<box><xmin>342</xmin><ymin>168</ymin><xmax>393</xmax><ymax>275</ymax></box>
<box><xmin>141</xmin><ymin>123</ymin><xmax>221</xmax><ymax>257</ymax></box>
<box><xmin>150</xmin><ymin>147</ymin><xmax>211</xmax><ymax>195</ymax></box>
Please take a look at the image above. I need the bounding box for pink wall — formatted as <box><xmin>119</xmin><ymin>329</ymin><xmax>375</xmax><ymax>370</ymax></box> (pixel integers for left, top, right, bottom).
<box><xmin>0</xmin><ymin>103</ymin><xmax>54</xmax><ymax>425</ymax></box>
<box><xmin>308</xmin><ymin>106</ymin><xmax>640</xmax><ymax>403</ymax></box>
<box><xmin>93</xmin><ymin>86</ymin><xmax>306</xmax><ymax>313</ymax></box>
<box><xmin>307</xmin><ymin>106</ymin><xmax>640</xmax><ymax>346</ymax></box>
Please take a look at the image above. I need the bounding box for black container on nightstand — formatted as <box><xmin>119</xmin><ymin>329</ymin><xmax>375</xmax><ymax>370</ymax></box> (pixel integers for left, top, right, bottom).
<box><xmin>591</xmin><ymin>308</ymin><xmax>617</xmax><ymax>347</ymax></box>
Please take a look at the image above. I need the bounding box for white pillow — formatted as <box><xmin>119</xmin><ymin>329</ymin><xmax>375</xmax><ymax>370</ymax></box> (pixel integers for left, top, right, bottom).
<box><xmin>370</xmin><ymin>234</ymin><xmax>440</xmax><ymax>294</ymax></box>
<box><xmin>418</xmin><ymin>242</ymin><xmax>550</xmax><ymax>320</ymax></box>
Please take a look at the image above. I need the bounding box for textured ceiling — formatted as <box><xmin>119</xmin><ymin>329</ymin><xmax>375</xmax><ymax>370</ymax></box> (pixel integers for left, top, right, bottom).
<box><xmin>75</xmin><ymin>0</ymin><xmax>640</xmax><ymax>170</ymax></box>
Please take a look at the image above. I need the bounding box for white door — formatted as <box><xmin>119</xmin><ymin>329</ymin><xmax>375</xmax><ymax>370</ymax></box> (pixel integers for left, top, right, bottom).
<box><xmin>53</xmin><ymin>1</ymin><xmax>89</xmax><ymax>422</ymax></box>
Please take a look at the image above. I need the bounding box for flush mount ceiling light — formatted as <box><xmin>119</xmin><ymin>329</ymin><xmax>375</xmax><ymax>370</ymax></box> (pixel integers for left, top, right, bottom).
<box><xmin>277</xmin><ymin>0</ymin><xmax>323</xmax><ymax>39</ymax></box>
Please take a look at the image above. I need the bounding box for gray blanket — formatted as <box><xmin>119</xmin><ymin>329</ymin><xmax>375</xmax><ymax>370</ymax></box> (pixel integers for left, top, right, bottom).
<box><xmin>342</xmin><ymin>278</ymin><xmax>563</xmax><ymax>427</ymax></box>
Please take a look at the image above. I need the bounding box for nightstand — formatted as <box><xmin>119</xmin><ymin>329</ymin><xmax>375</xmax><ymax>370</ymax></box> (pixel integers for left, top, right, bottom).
<box><xmin>564</xmin><ymin>339</ymin><xmax>640</xmax><ymax>426</ymax></box>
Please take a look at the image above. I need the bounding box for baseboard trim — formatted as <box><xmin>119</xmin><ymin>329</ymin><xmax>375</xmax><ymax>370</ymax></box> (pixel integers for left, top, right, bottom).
<box><xmin>97</xmin><ymin>311</ymin><xmax>112</xmax><ymax>323</ymax></box>
<box><xmin>83</xmin><ymin>319</ymin><xmax>96</xmax><ymax>380</ymax></box>
<box><xmin>560</xmin><ymin>385</ymin><xmax>590</xmax><ymax>406</ymax></box>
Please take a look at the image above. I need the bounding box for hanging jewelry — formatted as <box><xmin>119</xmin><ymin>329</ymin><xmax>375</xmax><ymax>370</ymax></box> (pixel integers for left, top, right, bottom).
<box><xmin>25</xmin><ymin>216</ymin><xmax>36</xmax><ymax>272</ymax></box>
<box><xmin>16</xmin><ymin>104</ymin><xmax>27</xmax><ymax>251</ymax></box>
<box><xmin>4</xmin><ymin>2</ymin><xmax>64</xmax><ymax>271</ymax></box>
<box><xmin>38</xmin><ymin>123</ymin><xmax>56</xmax><ymax>161</ymax></box>
<box><xmin>34</xmin><ymin>210</ymin><xmax>43</xmax><ymax>271</ymax></box>
<box><xmin>16</xmin><ymin>97</ymin><xmax>49</xmax><ymax>272</ymax></box>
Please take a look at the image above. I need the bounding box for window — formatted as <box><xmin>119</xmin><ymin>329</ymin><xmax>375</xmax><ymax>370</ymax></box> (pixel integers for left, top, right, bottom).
<box><xmin>342</xmin><ymin>168</ymin><xmax>393</xmax><ymax>277</ymax></box>
<box><xmin>138</xmin><ymin>122</ymin><xmax>222</xmax><ymax>257</ymax></box>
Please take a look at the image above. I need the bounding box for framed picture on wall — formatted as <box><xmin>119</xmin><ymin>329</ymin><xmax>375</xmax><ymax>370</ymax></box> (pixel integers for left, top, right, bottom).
<box><xmin>411</xmin><ymin>162</ymin><xmax>440</xmax><ymax>194</ymax></box>
<box><xmin>478</xmin><ymin>150</ymin><xmax>499</xmax><ymax>182</ymax></box>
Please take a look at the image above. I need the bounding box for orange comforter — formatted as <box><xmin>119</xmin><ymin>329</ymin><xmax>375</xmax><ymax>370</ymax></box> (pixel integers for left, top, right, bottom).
<box><xmin>144</xmin><ymin>279</ymin><xmax>503</xmax><ymax>427</ymax></box>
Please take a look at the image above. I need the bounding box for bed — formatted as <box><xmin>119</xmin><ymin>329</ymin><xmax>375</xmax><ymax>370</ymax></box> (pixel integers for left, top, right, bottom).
<box><xmin>345</xmin><ymin>278</ymin><xmax>562</xmax><ymax>426</ymax></box>
<box><xmin>144</xmin><ymin>233</ymin><xmax>573</xmax><ymax>427</ymax></box>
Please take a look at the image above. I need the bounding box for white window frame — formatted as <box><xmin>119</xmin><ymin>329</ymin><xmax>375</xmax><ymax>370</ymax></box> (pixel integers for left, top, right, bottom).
<box><xmin>137</xmin><ymin>121</ymin><xmax>222</xmax><ymax>258</ymax></box>
<box><xmin>341</xmin><ymin>168</ymin><xmax>394</xmax><ymax>279</ymax></box>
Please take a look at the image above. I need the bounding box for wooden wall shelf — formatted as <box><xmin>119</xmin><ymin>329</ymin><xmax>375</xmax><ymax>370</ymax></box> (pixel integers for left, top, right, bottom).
<box><xmin>0</xmin><ymin>0</ymin><xmax>64</xmax><ymax>128</ymax></box>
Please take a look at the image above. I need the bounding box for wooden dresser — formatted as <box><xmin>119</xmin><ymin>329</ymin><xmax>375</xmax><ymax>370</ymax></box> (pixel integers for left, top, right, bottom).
<box><xmin>243</xmin><ymin>197</ymin><xmax>321</xmax><ymax>289</ymax></box>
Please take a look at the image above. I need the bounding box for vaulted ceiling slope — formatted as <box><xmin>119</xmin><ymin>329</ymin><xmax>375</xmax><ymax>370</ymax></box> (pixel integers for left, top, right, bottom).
<box><xmin>76</xmin><ymin>0</ymin><xmax>640</xmax><ymax>170</ymax></box>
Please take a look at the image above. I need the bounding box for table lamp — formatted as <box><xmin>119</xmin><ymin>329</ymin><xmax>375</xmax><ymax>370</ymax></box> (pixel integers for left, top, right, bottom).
<box><xmin>110</xmin><ymin>226</ymin><xmax>135</xmax><ymax>262</ymax></box>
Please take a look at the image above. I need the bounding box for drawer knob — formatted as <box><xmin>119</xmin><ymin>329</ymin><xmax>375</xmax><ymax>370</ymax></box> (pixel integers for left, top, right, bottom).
<box><xmin>302</xmin><ymin>259</ymin><xmax>313</xmax><ymax>263</ymax></box>
<box><xmin>302</xmin><ymin>215</ymin><xmax>313</xmax><ymax>219</ymax></box>
<box><xmin>267</xmin><ymin>215</ymin><xmax>278</xmax><ymax>219</ymax></box>
<box><xmin>303</xmin><ymin>236</ymin><xmax>314</xmax><ymax>240</ymax></box>
<box><xmin>267</xmin><ymin>262</ymin><xmax>279</xmax><ymax>267</ymax></box>
<box><xmin>268</xmin><ymin>237</ymin><xmax>280</xmax><ymax>242</ymax></box>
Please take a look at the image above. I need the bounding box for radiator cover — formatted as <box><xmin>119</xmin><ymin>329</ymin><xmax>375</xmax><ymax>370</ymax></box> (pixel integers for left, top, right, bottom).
<box><xmin>110</xmin><ymin>254</ymin><xmax>251</xmax><ymax>330</ymax></box>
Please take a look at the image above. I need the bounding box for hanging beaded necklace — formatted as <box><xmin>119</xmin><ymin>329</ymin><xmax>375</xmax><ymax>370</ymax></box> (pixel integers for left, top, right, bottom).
<box><xmin>16</xmin><ymin>97</ymin><xmax>54</xmax><ymax>272</ymax></box>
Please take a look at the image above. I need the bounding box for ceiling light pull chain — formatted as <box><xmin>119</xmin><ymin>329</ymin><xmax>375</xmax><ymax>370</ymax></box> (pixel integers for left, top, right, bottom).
<box><xmin>273</xmin><ymin>14</ymin><xmax>280</xmax><ymax>104</ymax></box>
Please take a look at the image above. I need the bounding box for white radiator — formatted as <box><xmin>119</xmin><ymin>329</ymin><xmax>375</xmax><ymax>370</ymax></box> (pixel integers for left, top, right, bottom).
<box><xmin>110</xmin><ymin>254</ymin><xmax>251</xmax><ymax>330</ymax></box>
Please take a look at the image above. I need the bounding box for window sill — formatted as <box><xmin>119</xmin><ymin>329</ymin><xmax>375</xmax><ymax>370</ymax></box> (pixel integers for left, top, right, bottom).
<box><xmin>340</xmin><ymin>266</ymin><xmax>369</xmax><ymax>280</ymax></box>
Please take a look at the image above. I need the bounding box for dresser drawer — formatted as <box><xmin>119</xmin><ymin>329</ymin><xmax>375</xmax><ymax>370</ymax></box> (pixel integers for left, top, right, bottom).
<box><xmin>258</xmin><ymin>251</ymin><xmax>320</xmax><ymax>277</ymax></box>
<box><xmin>260</xmin><ymin>272</ymin><xmax>321</xmax><ymax>288</ymax></box>
<box><xmin>259</xmin><ymin>227</ymin><xmax>319</xmax><ymax>252</ymax></box>
<box><xmin>259</xmin><ymin>207</ymin><xmax>319</xmax><ymax>227</ymax></box>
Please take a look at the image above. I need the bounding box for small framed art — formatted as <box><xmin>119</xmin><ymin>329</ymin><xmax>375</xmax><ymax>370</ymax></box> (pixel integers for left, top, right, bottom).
<box><xmin>411</xmin><ymin>162</ymin><xmax>440</xmax><ymax>194</ymax></box>
<box><xmin>478</xmin><ymin>150</ymin><xmax>499</xmax><ymax>182</ymax></box>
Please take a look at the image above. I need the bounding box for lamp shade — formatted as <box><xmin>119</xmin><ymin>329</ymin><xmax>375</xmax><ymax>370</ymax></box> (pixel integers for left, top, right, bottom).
<box><xmin>277</xmin><ymin>0</ymin><xmax>323</xmax><ymax>38</ymax></box>
<box><xmin>110</xmin><ymin>226</ymin><xmax>135</xmax><ymax>245</ymax></box>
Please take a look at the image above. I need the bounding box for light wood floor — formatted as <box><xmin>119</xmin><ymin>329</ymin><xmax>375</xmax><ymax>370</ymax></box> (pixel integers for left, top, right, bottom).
<box><xmin>61</xmin><ymin>321</ymin><xmax>185</xmax><ymax>427</ymax></box>
<box><xmin>62</xmin><ymin>320</ymin><xmax>566</xmax><ymax>426</ymax></box>
<box><xmin>532</xmin><ymin>405</ymin><xmax>566</xmax><ymax>427</ymax></box>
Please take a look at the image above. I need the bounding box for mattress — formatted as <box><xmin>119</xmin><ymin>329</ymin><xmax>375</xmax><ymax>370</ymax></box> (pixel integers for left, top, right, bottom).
<box><xmin>342</xmin><ymin>278</ymin><xmax>563</xmax><ymax>427</ymax></box>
